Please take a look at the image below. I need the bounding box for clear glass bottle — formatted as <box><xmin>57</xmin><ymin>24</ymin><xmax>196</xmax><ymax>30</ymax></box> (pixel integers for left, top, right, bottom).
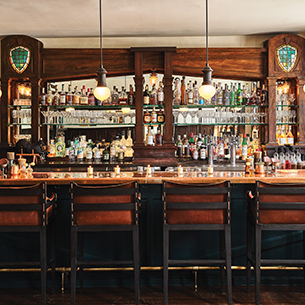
<box><xmin>187</xmin><ymin>81</ymin><xmax>194</xmax><ymax>105</ymax></box>
<box><xmin>193</xmin><ymin>81</ymin><xmax>199</xmax><ymax>105</ymax></box>
<box><xmin>157</xmin><ymin>81</ymin><xmax>164</xmax><ymax>105</ymax></box>
<box><xmin>59</xmin><ymin>84</ymin><xmax>66</xmax><ymax>105</ymax></box>
<box><xmin>223</xmin><ymin>84</ymin><xmax>230</xmax><ymax>106</ymax></box>
<box><xmin>287</xmin><ymin>125</ymin><xmax>294</xmax><ymax>145</ymax></box>
<box><xmin>40</xmin><ymin>87</ymin><xmax>46</xmax><ymax>106</ymax></box>
<box><xmin>151</xmin><ymin>107</ymin><xmax>157</xmax><ymax>123</ymax></box>
<box><xmin>111</xmin><ymin>86</ymin><xmax>118</xmax><ymax>105</ymax></box>
<box><xmin>173</xmin><ymin>77</ymin><xmax>181</xmax><ymax>105</ymax></box>
<box><xmin>149</xmin><ymin>84</ymin><xmax>157</xmax><ymax>105</ymax></box>
<box><xmin>73</xmin><ymin>86</ymin><xmax>80</xmax><ymax>105</ymax></box>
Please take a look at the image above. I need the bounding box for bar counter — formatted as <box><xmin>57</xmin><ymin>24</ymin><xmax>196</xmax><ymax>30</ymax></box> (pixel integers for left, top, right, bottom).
<box><xmin>0</xmin><ymin>169</ymin><xmax>303</xmax><ymax>185</ymax></box>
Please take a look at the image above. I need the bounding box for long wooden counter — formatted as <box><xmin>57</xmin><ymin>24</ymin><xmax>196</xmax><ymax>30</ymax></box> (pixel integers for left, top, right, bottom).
<box><xmin>0</xmin><ymin>169</ymin><xmax>302</xmax><ymax>185</ymax></box>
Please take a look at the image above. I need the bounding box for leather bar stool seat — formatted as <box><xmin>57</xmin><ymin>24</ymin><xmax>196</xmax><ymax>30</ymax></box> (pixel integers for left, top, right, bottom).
<box><xmin>70</xmin><ymin>181</ymin><xmax>140</xmax><ymax>305</ymax></box>
<box><xmin>247</xmin><ymin>181</ymin><xmax>305</xmax><ymax>305</ymax></box>
<box><xmin>0</xmin><ymin>182</ymin><xmax>57</xmax><ymax>305</ymax></box>
<box><xmin>163</xmin><ymin>180</ymin><xmax>232</xmax><ymax>305</ymax></box>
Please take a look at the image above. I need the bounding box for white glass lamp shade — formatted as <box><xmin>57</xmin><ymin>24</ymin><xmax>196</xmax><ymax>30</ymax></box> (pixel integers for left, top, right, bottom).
<box><xmin>199</xmin><ymin>84</ymin><xmax>216</xmax><ymax>100</ymax></box>
<box><xmin>94</xmin><ymin>86</ymin><xmax>111</xmax><ymax>101</ymax></box>
<box><xmin>0</xmin><ymin>89</ymin><xmax>2</xmax><ymax>98</ymax></box>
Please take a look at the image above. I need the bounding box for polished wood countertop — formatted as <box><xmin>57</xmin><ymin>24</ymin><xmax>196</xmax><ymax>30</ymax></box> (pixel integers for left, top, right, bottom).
<box><xmin>0</xmin><ymin>169</ymin><xmax>303</xmax><ymax>185</ymax></box>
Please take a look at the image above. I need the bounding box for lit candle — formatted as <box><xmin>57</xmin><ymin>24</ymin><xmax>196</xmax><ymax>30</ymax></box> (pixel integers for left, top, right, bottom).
<box><xmin>208</xmin><ymin>165</ymin><xmax>214</xmax><ymax>174</ymax></box>
<box><xmin>178</xmin><ymin>165</ymin><xmax>183</xmax><ymax>175</ymax></box>
<box><xmin>115</xmin><ymin>165</ymin><xmax>120</xmax><ymax>175</ymax></box>
<box><xmin>87</xmin><ymin>166</ymin><xmax>93</xmax><ymax>176</ymax></box>
<box><xmin>146</xmin><ymin>165</ymin><xmax>152</xmax><ymax>175</ymax></box>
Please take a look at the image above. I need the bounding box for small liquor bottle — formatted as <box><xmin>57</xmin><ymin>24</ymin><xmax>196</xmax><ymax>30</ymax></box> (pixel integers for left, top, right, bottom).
<box><xmin>151</xmin><ymin>107</ymin><xmax>157</xmax><ymax>124</ymax></box>
<box><xmin>223</xmin><ymin>84</ymin><xmax>230</xmax><ymax>106</ymax></box>
<box><xmin>143</xmin><ymin>84</ymin><xmax>150</xmax><ymax>105</ymax></box>
<box><xmin>46</xmin><ymin>85</ymin><xmax>53</xmax><ymax>106</ymax></box>
<box><xmin>155</xmin><ymin>126</ymin><xmax>163</xmax><ymax>146</ymax></box>
<box><xmin>143</xmin><ymin>109</ymin><xmax>151</xmax><ymax>124</ymax></box>
<box><xmin>217</xmin><ymin>83</ymin><xmax>223</xmax><ymax>105</ymax></box>
<box><xmin>236</xmin><ymin>83</ymin><xmax>243</xmax><ymax>106</ymax></box>
<box><xmin>59</xmin><ymin>84</ymin><xmax>66</xmax><ymax>105</ymax></box>
<box><xmin>287</xmin><ymin>126</ymin><xmax>294</xmax><ymax>145</ymax></box>
<box><xmin>52</xmin><ymin>85</ymin><xmax>59</xmax><ymax>106</ymax></box>
<box><xmin>181</xmin><ymin>76</ymin><xmax>186</xmax><ymax>105</ymax></box>
<box><xmin>73</xmin><ymin>86</ymin><xmax>80</xmax><ymax>105</ymax></box>
<box><xmin>157</xmin><ymin>109</ymin><xmax>165</xmax><ymax>124</ymax></box>
<box><xmin>146</xmin><ymin>127</ymin><xmax>154</xmax><ymax>146</ymax></box>
<box><xmin>111</xmin><ymin>86</ymin><xmax>119</xmax><ymax>106</ymax></box>
<box><xmin>261</xmin><ymin>84</ymin><xmax>268</xmax><ymax>105</ymax></box>
<box><xmin>88</xmin><ymin>88</ymin><xmax>96</xmax><ymax>106</ymax></box>
<box><xmin>80</xmin><ymin>85</ymin><xmax>88</xmax><ymax>105</ymax></box>
<box><xmin>40</xmin><ymin>87</ymin><xmax>46</xmax><ymax>106</ymax></box>
<box><xmin>66</xmin><ymin>85</ymin><xmax>73</xmax><ymax>105</ymax></box>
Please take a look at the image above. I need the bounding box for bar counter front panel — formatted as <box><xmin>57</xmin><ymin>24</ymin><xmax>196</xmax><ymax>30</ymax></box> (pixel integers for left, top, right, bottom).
<box><xmin>0</xmin><ymin>171</ymin><xmax>303</xmax><ymax>289</ymax></box>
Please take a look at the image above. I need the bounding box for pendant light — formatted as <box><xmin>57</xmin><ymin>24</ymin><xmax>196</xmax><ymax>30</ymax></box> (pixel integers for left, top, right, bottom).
<box><xmin>93</xmin><ymin>0</ymin><xmax>110</xmax><ymax>101</ymax></box>
<box><xmin>198</xmin><ymin>0</ymin><xmax>216</xmax><ymax>100</ymax></box>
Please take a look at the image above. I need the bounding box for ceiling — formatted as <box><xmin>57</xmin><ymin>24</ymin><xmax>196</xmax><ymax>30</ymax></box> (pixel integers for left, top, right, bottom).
<box><xmin>0</xmin><ymin>0</ymin><xmax>305</xmax><ymax>38</ymax></box>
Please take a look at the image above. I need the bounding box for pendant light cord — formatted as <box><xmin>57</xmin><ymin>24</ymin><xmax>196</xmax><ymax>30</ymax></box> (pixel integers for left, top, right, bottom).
<box><xmin>99</xmin><ymin>0</ymin><xmax>103</xmax><ymax>68</ymax></box>
<box><xmin>206</xmin><ymin>0</ymin><xmax>209</xmax><ymax>66</ymax></box>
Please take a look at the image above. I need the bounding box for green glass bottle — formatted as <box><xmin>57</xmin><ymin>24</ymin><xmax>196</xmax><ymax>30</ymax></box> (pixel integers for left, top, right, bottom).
<box><xmin>236</xmin><ymin>83</ymin><xmax>243</xmax><ymax>106</ymax></box>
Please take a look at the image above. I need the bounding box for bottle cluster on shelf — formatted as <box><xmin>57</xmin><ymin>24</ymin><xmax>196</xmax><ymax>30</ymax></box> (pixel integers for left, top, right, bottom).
<box><xmin>276</xmin><ymin>125</ymin><xmax>295</xmax><ymax>145</ymax></box>
<box><xmin>143</xmin><ymin>107</ymin><xmax>165</xmax><ymax>124</ymax></box>
<box><xmin>144</xmin><ymin>125</ymin><xmax>163</xmax><ymax>146</ymax></box>
<box><xmin>40</xmin><ymin>84</ymin><xmax>136</xmax><ymax>107</ymax></box>
<box><xmin>173</xmin><ymin>77</ymin><xmax>268</xmax><ymax>106</ymax></box>
<box><xmin>143</xmin><ymin>81</ymin><xmax>164</xmax><ymax>105</ymax></box>
<box><xmin>175</xmin><ymin>126</ymin><xmax>261</xmax><ymax>162</ymax></box>
<box><xmin>273</xmin><ymin>146</ymin><xmax>304</xmax><ymax>169</ymax></box>
<box><xmin>48</xmin><ymin>130</ymin><xmax>134</xmax><ymax>162</ymax></box>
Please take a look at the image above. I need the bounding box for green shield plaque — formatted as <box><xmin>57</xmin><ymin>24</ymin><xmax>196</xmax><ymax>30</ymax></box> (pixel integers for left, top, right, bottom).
<box><xmin>276</xmin><ymin>44</ymin><xmax>297</xmax><ymax>73</ymax></box>
<box><xmin>9</xmin><ymin>46</ymin><xmax>31</xmax><ymax>74</ymax></box>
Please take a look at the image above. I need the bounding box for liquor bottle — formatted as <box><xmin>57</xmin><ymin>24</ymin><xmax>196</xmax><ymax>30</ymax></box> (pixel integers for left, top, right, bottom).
<box><xmin>52</xmin><ymin>85</ymin><xmax>59</xmax><ymax>106</ymax></box>
<box><xmin>200</xmin><ymin>141</ymin><xmax>207</xmax><ymax>160</ymax></box>
<box><xmin>223</xmin><ymin>84</ymin><xmax>230</xmax><ymax>106</ymax></box>
<box><xmin>48</xmin><ymin>139</ymin><xmax>56</xmax><ymax>157</ymax></box>
<box><xmin>250</xmin><ymin>83</ymin><xmax>257</xmax><ymax>105</ymax></box>
<box><xmin>73</xmin><ymin>86</ymin><xmax>80</xmax><ymax>105</ymax></box>
<box><xmin>111</xmin><ymin>86</ymin><xmax>119</xmax><ymax>105</ymax></box>
<box><xmin>126</xmin><ymin>129</ymin><xmax>133</xmax><ymax>148</ymax></box>
<box><xmin>181</xmin><ymin>76</ymin><xmax>186</xmax><ymax>105</ymax></box>
<box><xmin>196</xmin><ymin>133</ymin><xmax>203</xmax><ymax>147</ymax></box>
<box><xmin>155</xmin><ymin>126</ymin><xmax>163</xmax><ymax>146</ymax></box>
<box><xmin>103</xmin><ymin>144</ymin><xmax>110</xmax><ymax>161</ymax></box>
<box><xmin>188</xmin><ymin>132</ymin><xmax>195</xmax><ymax>156</ymax></box>
<box><xmin>119</xmin><ymin>86</ymin><xmax>128</xmax><ymax>105</ymax></box>
<box><xmin>143</xmin><ymin>84</ymin><xmax>150</xmax><ymax>105</ymax></box>
<box><xmin>244</xmin><ymin>84</ymin><xmax>250</xmax><ymax>105</ymax></box>
<box><xmin>128</xmin><ymin>84</ymin><xmax>135</xmax><ymax>106</ymax></box>
<box><xmin>211</xmin><ymin>83</ymin><xmax>217</xmax><ymax>105</ymax></box>
<box><xmin>120</xmin><ymin>130</ymin><xmax>127</xmax><ymax>147</ymax></box>
<box><xmin>236</xmin><ymin>83</ymin><xmax>243</xmax><ymax>106</ymax></box>
<box><xmin>40</xmin><ymin>87</ymin><xmax>46</xmax><ymax>106</ymax></box>
<box><xmin>143</xmin><ymin>109</ymin><xmax>151</xmax><ymax>123</ymax></box>
<box><xmin>55</xmin><ymin>136</ymin><xmax>65</xmax><ymax>157</ymax></box>
<box><xmin>182</xmin><ymin>134</ymin><xmax>188</xmax><ymax>158</ymax></box>
<box><xmin>146</xmin><ymin>126</ymin><xmax>154</xmax><ymax>146</ymax></box>
<box><xmin>173</xmin><ymin>77</ymin><xmax>181</xmax><ymax>105</ymax></box>
<box><xmin>176</xmin><ymin>135</ymin><xmax>183</xmax><ymax>160</ymax></box>
<box><xmin>46</xmin><ymin>85</ymin><xmax>53</xmax><ymax>106</ymax></box>
<box><xmin>193</xmin><ymin>81</ymin><xmax>199</xmax><ymax>105</ymax></box>
<box><xmin>261</xmin><ymin>84</ymin><xmax>268</xmax><ymax>105</ymax></box>
<box><xmin>157</xmin><ymin>81</ymin><xmax>164</xmax><ymax>105</ymax></box>
<box><xmin>80</xmin><ymin>85</ymin><xmax>88</xmax><ymax>105</ymax></box>
<box><xmin>157</xmin><ymin>109</ymin><xmax>165</xmax><ymax>123</ymax></box>
<box><xmin>230</xmin><ymin>83</ymin><xmax>235</xmax><ymax>106</ymax></box>
<box><xmin>59</xmin><ymin>84</ymin><xmax>66</xmax><ymax>105</ymax></box>
<box><xmin>241</xmin><ymin>134</ymin><xmax>247</xmax><ymax>160</ymax></box>
<box><xmin>150</xmin><ymin>84</ymin><xmax>157</xmax><ymax>105</ymax></box>
<box><xmin>88</xmin><ymin>88</ymin><xmax>96</xmax><ymax>106</ymax></box>
<box><xmin>217</xmin><ymin>133</ymin><xmax>225</xmax><ymax>161</ymax></box>
<box><xmin>256</xmin><ymin>81</ymin><xmax>262</xmax><ymax>105</ymax></box>
<box><xmin>287</xmin><ymin>126</ymin><xmax>294</xmax><ymax>145</ymax></box>
<box><xmin>276</xmin><ymin>125</ymin><xmax>280</xmax><ymax>144</ymax></box>
<box><xmin>66</xmin><ymin>84</ymin><xmax>73</xmax><ymax>105</ymax></box>
<box><xmin>217</xmin><ymin>83</ymin><xmax>223</xmax><ymax>105</ymax></box>
<box><xmin>187</xmin><ymin>81</ymin><xmax>194</xmax><ymax>105</ymax></box>
<box><xmin>279</xmin><ymin>126</ymin><xmax>287</xmax><ymax>145</ymax></box>
<box><xmin>151</xmin><ymin>107</ymin><xmax>157</xmax><ymax>124</ymax></box>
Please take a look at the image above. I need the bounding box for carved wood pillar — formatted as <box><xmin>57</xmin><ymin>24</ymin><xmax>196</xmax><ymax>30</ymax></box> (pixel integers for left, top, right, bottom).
<box><xmin>267</xmin><ymin>77</ymin><xmax>277</xmax><ymax>146</ymax></box>
<box><xmin>30</xmin><ymin>77</ymin><xmax>41</xmax><ymax>143</ymax></box>
<box><xmin>297</xmin><ymin>78</ymin><xmax>305</xmax><ymax>145</ymax></box>
<box><xmin>0</xmin><ymin>78</ymin><xmax>9</xmax><ymax>144</ymax></box>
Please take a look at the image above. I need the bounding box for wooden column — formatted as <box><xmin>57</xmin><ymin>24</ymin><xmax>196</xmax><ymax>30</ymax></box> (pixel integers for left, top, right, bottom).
<box><xmin>267</xmin><ymin>77</ymin><xmax>277</xmax><ymax>146</ymax></box>
<box><xmin>298</xmin><ymin>78</ymin><xmax>305</xmax><ymax>145</ymax></box>
<box><xmin>0</xmin><ymin>78</ymin><xmax>9</xmax><ymax>144</ymax></box>
<box><xmin>163</xmin><ymin>51</ymin><xmax>173</xmax><ymax>144</ymax></box>
<box><xmin>30</xmin><ymin>77</ymin><xmax>41</xmax><ymax>143</ymax></box>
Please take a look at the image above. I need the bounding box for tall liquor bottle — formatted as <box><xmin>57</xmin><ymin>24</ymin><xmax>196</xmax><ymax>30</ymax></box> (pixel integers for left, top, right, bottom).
<box><xmin>143</xmin><ymin>84</ymin><xmax>150</xmax><ymax>105</ymax></box>
<box><xmin>46</xmin><ymin>85</ymin><xmax>53</xmax><ymax>106</ymax></box>
<box><xmin>73</xmin><ymin>86</ymin><xmax>80</xmax><ymax>105</ymax></box>
<box><xmin>217</xmin><ymin>83</ymin><xmax>223</xmax><ymax>105</ymax></box>
<box><xmin>256</xmin><ymin>81</ymin><xmax>262</xmax><ymax>105</ymax></box>
<box><xmin>181</xmin><ymin>76</ymin><xmax>186</xmax><ymax>105</ymax></box>
<box><xmin>157</xmin><ymin>81</ymin><xmax>164</xmax><ymax>105</ymax></box>
<box><xmin>223</xmin><ymin>84</ymin><xmax>230</xmax><ymax>106</ymax></box>
<box><xmin>250</xmin><ymin>82</ymin><xmax>257</xmax><ymax>105</ymax></box>
<box><xmin>230</xmin><ymin>83</ymin><xmax>235</xmax><ymax>106</ymax></box>
<box><xmin>88</xmin><ymin>88</ymin><xmax>96</xmax><ymax>106</ymax></box>
<box><xmin>128</xmin><ymin>84</ymin><xmax>135</xmax><ymax>106</ymax></box>
<box><xmin>66</xmin><ymin>84</ymin><xmax>73</xmax><ymax>105</ymax></box>
<box><xmin>119</xmin><ymin>86</ymin><xmax>128</xmax><ymax>105</ymax></box>
<box><xmin>236</xmin><ymin>83</ymin><xmax>243</xmax><ymax>106</ymax></box>
<box><xmin>80</xmin><ymin>85</ymin><xmax>88</xmax><ymax>105</ymax></box>
<box><xmin>261</xmin><ymin>84</ymin><xmax>268</xmax><ymax>105</ymax></box>
<box><xmin>211</xmin><ymin>83</ymin><xmax>217</xmax><ymax>105</ymax></box>
<box><xmin>40</xmin><ymin>87</ymin><xmax>46</xmax><ymax>106</ymax></box>
<box><xmin>155</xmin><ymin>126</ymin><xmax>163</xmax><ymax>146</ymax></box>
<box><xmin>187</xmin><ymin>81</ymin><xmax>194</xmax><ymax>105</ymax></box>
<box><xmin>193</xmin><ymin>81</ymin><xmax>199</xmax><ymax>105</ymax></box>
<box><xmin>150</xmin><ymin>84</ymin><xmax>157</xmax><ymax>105</ymax></box>
<box><xmin>59</xmin><ymin>84</ymin><xmax>66</xmax><ymax>105</ymax></box>
<box><xmin>157</xmin><ymin>109</ymin><xmax>165</xmax><ymax>124</ymax></box>
<box><xmin>286</xmin><ymin>126</ymin><xmax>294</xmax><ymax>145</ymax></box>
<box><xmin>243</xmin><ymin>84</ymin><xmax>250</xmax><ymax>105</ymax></box>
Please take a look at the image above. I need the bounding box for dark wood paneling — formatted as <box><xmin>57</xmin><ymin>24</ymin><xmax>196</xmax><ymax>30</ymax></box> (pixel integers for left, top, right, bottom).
<box><xmin>41</xmin><ymin>49</ymin><xmax>134</xmax><ymax>81</ymax></box>
<box><xmin>173</xmin><ymin>48</ymin><xmax>267</xmax><ymax>80</ymax></box>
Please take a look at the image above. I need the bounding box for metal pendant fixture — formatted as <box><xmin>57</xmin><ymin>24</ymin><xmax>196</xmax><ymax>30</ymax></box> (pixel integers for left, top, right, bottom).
<box><xmin>93</xmin><ymin>0</ymin><xmax>110</xmax><ymax>101</ymax></box>
<box><xmin>198</xmin><ymin>0</ymin><xmax>216</xmax><ymax>100</ymax></box>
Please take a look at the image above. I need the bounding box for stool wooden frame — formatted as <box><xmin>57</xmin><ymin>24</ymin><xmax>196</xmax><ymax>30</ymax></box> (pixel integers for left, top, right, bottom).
<box><xmin>247</xmin><ymin>181</ymin><xmax>305</xmax><ymax>305</ymax></box>
<box><xmin>162</xmin><ymin>180</ymin><xmax>232</xmax><ymax>305</ymax></box>
<box><xmin>70</xmin><ymin>181</ymin><xmax>140</xmax><ymax>305</ymax></box>
<box><xmin>0</xmin><ymin>182</ymin><xmax>57</xmax><ymax>305</ymax></box>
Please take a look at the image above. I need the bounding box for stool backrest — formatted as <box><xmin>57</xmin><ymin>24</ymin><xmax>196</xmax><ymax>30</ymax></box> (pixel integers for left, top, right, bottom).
<box><xmin>70</xmin><ymin>181</ymin><xmax>139</xmax><ymax>226</ymax></box>
<box><xmin>255</xmin><ymin>181</ymin><xmax>305</xmax><ymax>224</ymax></box>
<box><xmin>163</xmin><ymin>180</ymin><xmax>231</xmax><ymax>225</ymax></box>
<box><xmin>0</xmin><ymin>182</ymin><xmax>47</xmax><ymax>226</ymax></box>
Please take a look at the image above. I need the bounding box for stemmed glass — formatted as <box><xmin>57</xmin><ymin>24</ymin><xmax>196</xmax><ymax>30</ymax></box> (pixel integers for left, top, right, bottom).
<box><xmin>291</xmin><ymin>110</ymin><xmax>297</xmax><ymax>124</ymax></box>
<box><xmin>173</xmin><ymin>110</ymin><xmax>179</xmax><ymax>124</ymax></box>
<box><xmin>11</xmin><ymin>110</ymin><xmax>18</xmax><ymax>124</ymax></box>
<box><xmin>181</xmin><ymin>111</ymin><xmax>188</xmax><ymax>124</ymax></box>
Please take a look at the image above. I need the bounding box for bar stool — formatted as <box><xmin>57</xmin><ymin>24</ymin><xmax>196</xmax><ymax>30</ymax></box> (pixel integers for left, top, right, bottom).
<box><xmin>162</xmin><ymin>180</ymin><xmax>232</xmax><ymax>305</ymax></box>
<box><xmin>0</xmin><ymin>182</ymin><xmax>57</xmax><ymax>305</ymax></box>
<box><xmin>70</xmin><ymin>181</ymin><xmax>140</xmax><ymax>305</ymax></box>
<box><xmin>246</xmin><ymin>181</ymin><xmax>305</xmax><ymax>305</ymax></box>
